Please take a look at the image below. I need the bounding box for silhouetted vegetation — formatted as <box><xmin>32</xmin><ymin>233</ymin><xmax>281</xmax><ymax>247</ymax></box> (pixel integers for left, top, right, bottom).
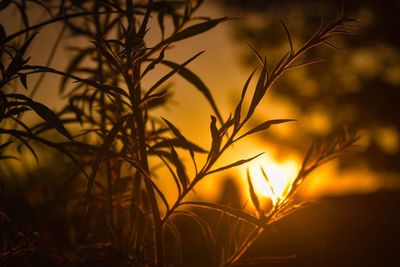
<box><xmin>1</xmin><ymin>1</ymin><xmax>358</xmax><ymax>266</ymax></box>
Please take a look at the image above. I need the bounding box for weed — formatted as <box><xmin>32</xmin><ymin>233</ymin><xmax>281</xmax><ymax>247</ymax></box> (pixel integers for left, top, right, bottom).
<box><xmin>0</xmin><ymin>1</ymin><xmax>357</xmax><ymax>266</ymax></box>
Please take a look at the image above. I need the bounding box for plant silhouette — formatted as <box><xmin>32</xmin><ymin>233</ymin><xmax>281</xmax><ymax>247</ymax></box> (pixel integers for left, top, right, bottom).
<box><xmin>0</xmin><ymin>1</ymin><xmax>357</xmax><ymax>266</ymax></box>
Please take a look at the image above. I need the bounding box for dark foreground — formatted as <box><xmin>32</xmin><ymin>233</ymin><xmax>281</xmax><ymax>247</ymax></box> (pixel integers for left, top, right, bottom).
<box><xmin>181</xmin><ymin>190</ymin><xmax>400</xmax><ymax>267</ymax></box>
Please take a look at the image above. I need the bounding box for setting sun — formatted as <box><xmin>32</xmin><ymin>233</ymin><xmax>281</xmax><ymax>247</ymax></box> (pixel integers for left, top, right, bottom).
<box><xmin>245</xmin><ymin>156</ymin><xmax>299</xmax><ymax>205</ymax></box>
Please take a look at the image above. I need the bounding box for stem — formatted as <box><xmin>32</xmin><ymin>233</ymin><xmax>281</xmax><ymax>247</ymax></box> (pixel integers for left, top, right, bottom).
<box><xmin>94</xmin><ymin>2</ymin><xmax>116</xmax><ymax>235</ymax></box>
<box><xmin>2</xmin><ymin>10</ymin><xmax>119</xmax><ymax>45</ymax></box>
<box><xmin>126</xmin><ymin>57</ymin><xmax>165</xmax><ymax>265</ymax></box>
<box><xmin>225</xmin><ymin>227</ymin><xmax>264</xmax><ymax>266</ymax></box>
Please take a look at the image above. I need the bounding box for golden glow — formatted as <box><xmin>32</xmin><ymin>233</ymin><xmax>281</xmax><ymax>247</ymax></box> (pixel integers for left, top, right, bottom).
<box><xmin>244</xmin><ymin>155</ymin><xmax>299</xmax><ymax>205</ymax></box>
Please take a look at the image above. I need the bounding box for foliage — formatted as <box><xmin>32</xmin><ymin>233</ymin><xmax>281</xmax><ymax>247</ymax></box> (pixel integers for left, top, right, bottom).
<box><xmin>0</xmin><ymin>0</ymin><xmax>357</xmax><ymax>266</ymax></box>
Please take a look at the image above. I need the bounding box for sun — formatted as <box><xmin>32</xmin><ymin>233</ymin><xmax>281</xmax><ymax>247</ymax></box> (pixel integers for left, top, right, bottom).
<box><xmin>244</xmin><ymin>155</ymin><xmax>299</xmax><ymax>205</ymax></box>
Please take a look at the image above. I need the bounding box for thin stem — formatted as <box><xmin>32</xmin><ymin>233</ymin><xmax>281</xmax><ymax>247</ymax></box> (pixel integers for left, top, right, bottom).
<box><xmin>2</xmin><ymin>10</ymin><xmax>120</xmax><ymax>45</ymax></box>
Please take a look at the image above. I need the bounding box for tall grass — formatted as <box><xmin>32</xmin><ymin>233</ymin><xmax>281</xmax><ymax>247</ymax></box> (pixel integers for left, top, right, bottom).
<box><xmin>0</xmin><ymin>0</ymin><xmax>357</xmax><ymax>266</ymax></box>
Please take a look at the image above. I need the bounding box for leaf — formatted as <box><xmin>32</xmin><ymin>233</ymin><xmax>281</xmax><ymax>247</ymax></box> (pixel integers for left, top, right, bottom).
<box><xmin>59</xmin><ymin>47</ymin><xmax>95</xmax><ymax>94</ymax></box>
<box><xmin>26</xmin><ymin>100</ymin><xmax>72</xmax><ymax>140</ymax></box>
<box><xmin>86</xmin><ymin>114</ymin><xmax>130</xmax><ymax>199</ymax></box>
<box><xmin>0</xmin><ymin>128</ymin><xmax>88</xmax><ymax>178</ymax></box>
<box><xmin>173</xmin><ymin>211</ymin><xmax>215</xmax><ymax>248</ymax></box>
<box><xmin>141</xmin><ymin>46</ymin><xmax>167</xmax><ymax>79</ymax></box>
<box><xmin>209</xmin><ymin>115</ymin><xmax>220</xmax><ymax>156</ymax></box>
<box><xmin>92</xmin><ymin>39</ymin><xmax>121</xmax><ymax>72</ymax></box>
<box><xmin>162</xmin><ymin>17</ymin><xmax>229</xmax><ymax>44</ymax></box>
<box><xmin>161</xmin><ymin>118</ymin><xmax>189</xmax><ymax>145</ymax></box>
<box><xmin>19</xmin><ymin>73</ymin><xmax>27</xmax><ymax>90</ymax></box>
<box><xmin>247</xmin><ymin>62</ymin><xmax>267</xmax><ymax>119</ymax></box>
<box><xmin>165</xmin><ymin>221</ymin><xmax>183</xmax><ymax>267</ymax></box>
<box><xmin>7</xmin><ymin>94</ymin><xmax>72</xmax><ymax>139</ymax></box>
<box><xmin>170</xmin><ymin>145</ymin><xmax>189</xmax><ymax>190</ymax></box>
<box><xmin>162</xmin><ymin>117</ymin><xmax>197</xmax><ymax>159</ymax></box>
<box><xmin>260</xmin><ymin>167</ymin><xmax>276</xmax><ymax>198</ymax></box>
<box><xmin>247</xmin><ymin>169</ymin><xmax>261</xmax><ymax>214</ymax></box>
<box><xmin>157</xmin><ymin>10</ymin><xmax>166</xmax><ymax>40</ymax></box>
<box><xmin>0</xmin><ymin>140</ymin><xmax>14</xmax><ymax>152</ymax></box>
<box><xmin>280</xmin><ymin>20</ymin><xmax>294</xmax><ymax>55</ymax></box>
<box><xmin>234</xmin><ymin>68</ymin><xmax>257</xmax><ymax>129</ymax></box>
<box><xmin>215</xmin><ymin>212</ymin><xmax>231</xmax><ymax>266</ymax></box>
<box><xmin>152</xmin><ymin>138</ymin><xmax>207</xmax><ymax>153</ymax></box>
<box><xmin>19</xmin><ymin>32</ymin><xmax>38</xmax><ymax>56</ymax></box>
<box><xmin>145</xmin><ymin>51</ymin><xmax>204</xmax><ymax>97</ymax></box>
<box><xmin>181</xmin><ymin>202</ymin><xmax>263</xmax><ymax>227</ymax></box>
<box><xmin>162</xmin><ymin>59</ymin><xmax>223</xmax><ymax>123</ymax></box>
<box><xmin>0</xmin><ymin>24</ymin><xmax>6</xmax><ymax>43</ymax></box>
<box><xmin>236</xmin><ymin>119</ymin><xmax>296</xmax><ymax>141</ymax></box>
<box><xmin>138</xmin><ymin>0</ymin><xmax>153</xmax><ymax>38</ymax></box>
<box><xmin>207</xmin><ymin>153</ymin><xmax>264</xmax><ymax>176</ymax></box>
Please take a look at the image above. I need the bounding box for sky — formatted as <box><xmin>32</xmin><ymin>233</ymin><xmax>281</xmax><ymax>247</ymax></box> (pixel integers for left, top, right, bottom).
<box><xmin>2</xmin><ymin>0</ymin><xmax>399</xmax><ymax>204</ymax></box>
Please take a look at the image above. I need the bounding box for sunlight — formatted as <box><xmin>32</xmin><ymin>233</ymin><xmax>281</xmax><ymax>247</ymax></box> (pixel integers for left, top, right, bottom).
<box><xmin>245</xmin><ymin>155</ymin><xmax>299</xmax><ymax>205</ymax></box>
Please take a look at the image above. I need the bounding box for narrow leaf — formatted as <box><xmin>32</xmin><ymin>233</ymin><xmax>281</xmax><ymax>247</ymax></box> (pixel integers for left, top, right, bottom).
<box><xmin>207</xmin><ymin>152</ymin><xmax>264</xmax><ymax>175</ymax></box>
<box><xmin>19</xmin><ymin>73</ymin><xmax>28</xmax><ymax>90</ymax></box>
<box><xmin>280</xmin><ymin>20</ymin><xmax>294</xmax><ymax>54</ymax></box>
<box><xmin>247</xmin><ymin>169</ymin><xmax>261</xmax><ymax>213</ymax></box>
<box><xmin>152</xmin><ymin>138</ymin><xmax>207</xmax><ymax>153</ymax></box>
<box><xmin>181</xmin><ymin>202</ymin><xmax>263</xmax><ymax>227</ymax></box>
<box><xmin>237</xmin><ymin>119</ymin><xmax>296</xmax><ymax>141</ymax></box>
<box><xmin>162</xmin><ymin>17</ymin><xmax>229</xmax><ymax>45</ymax></box>
<box><xmin>26</xmin><ymin>101</ymin><xmax>72</xmax><ymax>139</ymax></box>
<box><xmin>86</xmin><ymin>115</ymin><xmax>130</xmax><ymax>198</ymax></box>
<box><xmin>162</xmin><ymin>59</ymin><xmax>223</xmax><ymax>123</ymax></box>
<box><xmin>234</xmin><ymin>68</ymin><xmax>257</xmax><ymax>129</ymax></box>
<box><xmin>170</xmin><ymin>145</ymin><xmax>189</xmax><ymax>190</ymax></box>
<box><xmin>146</xmin><ymin>51</ymin><xmax>204</xmax><ymax>97</ymax></box>
<box><xmin>247</xmin><ymin>62</ymin><xmax>267</xmax><ymax>119</ymax></box>
<box><xmin>208</xmin><ymin>115</ymin><xmax>220</xmax><ymax>160</ymax></box>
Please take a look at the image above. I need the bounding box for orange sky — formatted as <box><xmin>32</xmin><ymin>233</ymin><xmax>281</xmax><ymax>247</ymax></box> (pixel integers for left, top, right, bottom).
<box><xmin>2</xmin><ymin>1</ymin><xmax>399</xmax><ymax>205</ymax></box>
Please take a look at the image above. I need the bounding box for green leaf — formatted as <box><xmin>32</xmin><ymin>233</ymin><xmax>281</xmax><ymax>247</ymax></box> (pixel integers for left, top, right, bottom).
<box><xmin>162</xmin><ymin>59</ymin><xmax>223</xmax><ymax>123</ymax></box>
<box><xmin>162</xmin><ymin>17</ymin><xmax>229</xmax><ymax>45</ymax></box>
